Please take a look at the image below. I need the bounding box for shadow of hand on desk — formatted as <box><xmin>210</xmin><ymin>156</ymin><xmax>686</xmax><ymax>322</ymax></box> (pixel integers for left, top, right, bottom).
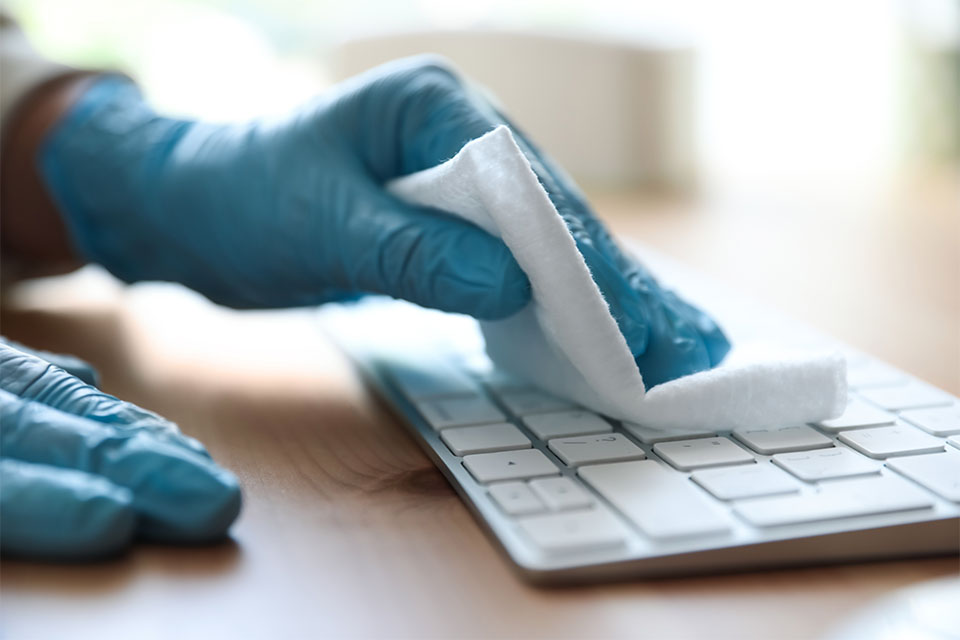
<box><xmin>1</xmin><ymin>538</ymin><xmax>242</xmax><ymax>599</ymax></box>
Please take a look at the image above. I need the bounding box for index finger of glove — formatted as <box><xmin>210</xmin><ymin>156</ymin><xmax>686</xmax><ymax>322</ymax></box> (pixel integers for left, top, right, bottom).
<box><xmin>0</xmin><ymin>343</ymin><xmax>209</xmax><ymax>458</ymax></box>
<box><xmin>0</xmin><ymin>338</ymin><xmax>100</xmax><ymax>387</ymax></box>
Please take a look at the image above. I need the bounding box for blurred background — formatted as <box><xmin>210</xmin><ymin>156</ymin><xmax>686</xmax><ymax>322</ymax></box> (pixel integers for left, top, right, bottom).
<box><xmin>5</xmin><ymin>0</ymin><xmax>960</xmax><ymax>391</ymax></box>
<box><xmin>8</xmin><ymin>0</ymin><xmax>959</xmax><ymax>191</ymax></box>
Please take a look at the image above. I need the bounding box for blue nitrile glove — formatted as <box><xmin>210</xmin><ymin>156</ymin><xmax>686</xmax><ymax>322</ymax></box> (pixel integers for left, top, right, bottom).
<box><xmin>0</xmin><ymin>343</ymin><xmax>241</xmax><ymax>558</ymax></box>
<box><xmin>39</xmin><ymin>56</ymin><xmax>729</xmax><ymax>386</ymax></box>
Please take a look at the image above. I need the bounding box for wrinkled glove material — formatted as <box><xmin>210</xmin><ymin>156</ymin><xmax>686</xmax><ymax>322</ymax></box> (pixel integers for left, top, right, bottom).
<box><xmin>0</xmin><ymin>343</ymin><xmax>241</xmax><ymax>558</ymax></box>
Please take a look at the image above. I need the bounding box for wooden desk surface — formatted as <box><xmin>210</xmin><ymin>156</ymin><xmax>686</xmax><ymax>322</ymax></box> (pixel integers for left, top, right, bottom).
<box><xmin>2</xmin><ymin>171</ymin><xmax>958</xmax><ymax>639</ymax></box>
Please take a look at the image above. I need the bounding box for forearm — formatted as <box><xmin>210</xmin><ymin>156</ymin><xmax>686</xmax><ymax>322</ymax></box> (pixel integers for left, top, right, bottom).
<box><xmin>1</xmin><ymin>72</ymin><xmax>98</xmax><ymax>278</ymax></box>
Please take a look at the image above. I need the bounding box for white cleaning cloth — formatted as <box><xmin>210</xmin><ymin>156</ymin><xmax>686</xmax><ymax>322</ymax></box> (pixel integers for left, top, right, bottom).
<box><xmin>388</xmin><ymin>126</ymin><xmax>846</xmax><ymax>430</ymax></box>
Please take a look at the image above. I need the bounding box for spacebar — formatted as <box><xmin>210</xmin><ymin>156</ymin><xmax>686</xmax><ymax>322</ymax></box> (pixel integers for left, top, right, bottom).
<box><xmin>579</xmin><ymin>460</ymin><xmax>730</xmax><ymax>539</ymax></box>
<box><xmin>733</xmin><ymin>475</ymin><xmax>933</xmax><ymax>527</ymax></box>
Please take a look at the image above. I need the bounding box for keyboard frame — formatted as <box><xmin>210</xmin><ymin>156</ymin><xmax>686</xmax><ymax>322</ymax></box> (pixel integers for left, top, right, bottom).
<box><xmin>317</xmin><ymin>246</ymin><xmax>960</xmax><ymax>584</ymax></box>
<box><xmin>344</xmin><ymin>351</ymin><xmax>958</xmax><ymax>584</ymax></box>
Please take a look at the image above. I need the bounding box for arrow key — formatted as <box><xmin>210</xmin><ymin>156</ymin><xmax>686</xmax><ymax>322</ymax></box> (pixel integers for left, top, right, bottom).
<box><xmin>463</xmin><ymin>449</ymin><xmax>560</xmax><ymax>483</ymax></box>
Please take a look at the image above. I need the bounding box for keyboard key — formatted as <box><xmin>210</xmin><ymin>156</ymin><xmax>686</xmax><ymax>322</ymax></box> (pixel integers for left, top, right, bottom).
<box><xmin>950</xmin><ymin>436</ymin><xmax>960</xmax><ymax>450</ymax></box>
<box><xmin>389</xmin><ymin>361</ymin><xmax>477</xmax><ymax>399</ymax></box>
<box><xmin>839</xmin><ymin>425</ymin><xmax>945</xmax><ymax>459</ymax></box>
<box><xmin>858</xmin><ymin>382</ymin><xmax>953</xmax><ymax>411</ymax></box>
<box><xmin>733</xmin><ymin>425</ymin><xmax>833</xmax><ymax>454</ymax></box>
<box><xmin>495</xmin><ymin>388</ymin><xmax>577</xmax><ymax>416</ymax></box>
<box><xmin>773</xmin><ymin>447</ymin><xmax>879</xmax><ymax>481</ymax></box>
<box><xmin>887</xmin><ymin>452</ymin><xmax>960</xmax><ymax>502</ymax></box>
<box><xmin>517</xmin><ymin>507</ymin><xmax>628</xmax><ymax>555</ymax></box>
<box><xmin>817</xmin><ymin>397</ymin><xmax>896</xmax><ymax>432</ymax></box>
<box><xmin>416</xmin><ymin>394</ymin><xmax>506</xmax><ymax>430</ymax></box>
<box><xmin>899</xmin><ymin>406</ymin><xmax>960</xmax><ymax>437</ymax></box>
<box><xmin>623</xmin><ymin>423</ymin><xmax>715</xmax><ymax>444</ymax></box>
<box><xmin>654</xmin><ymin>437</ymin><xmax>754</xmax><ymax>471</ymax></box>
<box><xmin>463</xmin><ymin>449</ymin><xmax>559</xmax><ymax>483</ymax></box>
<box><xmin>579</xmin><ymin>460</ymin><xmax>730</xmax><ymax>539</ymax></box>
<box><xmin>734</xmin><ymin>475</ymin><xmax>932</xmax><ymax>527</ymax></box>
<box><xmin>529</xmin><ymin>477</ymin><xmax>594</xmax><ymax>510</ymax></box>
<box><xmin>548</xmin><ymin>433</ymin><xmax>646</xmax><ymax>466</ymax></box>
<box><xmin>441</xmin><ymin>423</ymin><xmax>531</xmax><ymax>456</ymax></box>
<box><xmin>523</xmin><ymin>411</ymin><xmax>612</xmax><ymax>440</ymax></box>
<box><xmin>692</xmin><ymin>463</ymin><xmax>799</xmax><ymax>500</ymax></box>
<box><xmin>488</xmin><ymin>481</ymin><xmax>545</xmax><ymax>515</ymax></box>
<box><xmin>846</xmin><ymin>362</ymin><xmax>907</xmax><ymax>389</ymax></box>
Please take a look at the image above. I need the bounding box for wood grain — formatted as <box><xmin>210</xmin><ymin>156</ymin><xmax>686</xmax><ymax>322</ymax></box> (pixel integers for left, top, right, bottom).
<box><xmin>1</xmin><ymin>171</ymin><xmax>957</xmax><ymax>640</ymax></box>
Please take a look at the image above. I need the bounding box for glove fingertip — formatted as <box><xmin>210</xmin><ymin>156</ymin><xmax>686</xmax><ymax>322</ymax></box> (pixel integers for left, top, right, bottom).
<box><xmin>136</xmin><ymin>461</ymin><xmax>243</xmax><ymax>543</ymax></box>
<box><xmin>704</xmin><ymin>328</ymin><xmax>732</xmax><ymax>367</ymax></box>
<box><xmin>187</xmin><ymin>469</ymin><xmax>243</xmax><ymax>541</ymax></box>
<box><xmin>664</xmin><ymin>291</ymin><xmax>732</xmax><ymax>368</ymax></box>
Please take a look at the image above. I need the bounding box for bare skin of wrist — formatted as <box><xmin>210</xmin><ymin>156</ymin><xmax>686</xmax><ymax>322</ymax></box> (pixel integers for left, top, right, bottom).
<box><xmin>1</xmin><ymin>72</ymin><xmax>99</xmax><ymax>280</ymax></box>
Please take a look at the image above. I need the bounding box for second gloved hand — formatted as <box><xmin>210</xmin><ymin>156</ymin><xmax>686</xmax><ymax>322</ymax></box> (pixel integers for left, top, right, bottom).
<box><xmin>40</xmin><ymin>56</ymin><xmax>730</xmax><ymax>386</ymax></box>
<box><xmin>0</xmin><ymin>343</ymin><xmax>241</xmax><ymax>558</ymax></box>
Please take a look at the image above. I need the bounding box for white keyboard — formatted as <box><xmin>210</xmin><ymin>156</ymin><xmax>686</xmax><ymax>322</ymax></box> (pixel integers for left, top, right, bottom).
<box><xmin>318</xmin><ymin>247</ymin><xmax>960</xmax><ymax>583</ymax></box>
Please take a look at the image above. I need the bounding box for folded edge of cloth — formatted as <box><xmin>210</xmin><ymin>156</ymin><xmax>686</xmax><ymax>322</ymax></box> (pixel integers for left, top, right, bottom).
<box><xmin>387</xmin><ymin>126</ymin><xmax>846</xmax><ymax>429</ymax></box>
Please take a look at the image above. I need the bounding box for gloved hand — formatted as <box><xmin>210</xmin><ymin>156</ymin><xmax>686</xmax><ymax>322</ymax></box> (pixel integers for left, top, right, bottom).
<box><xmin>40</xmin><ymin>56</ymin><xmax>729</xmax><ymax>386</ymax></box>
<box><xmin>0</xmin><ymin>342</ymin><xmax>241</xmax><ymax>558</ymax></box>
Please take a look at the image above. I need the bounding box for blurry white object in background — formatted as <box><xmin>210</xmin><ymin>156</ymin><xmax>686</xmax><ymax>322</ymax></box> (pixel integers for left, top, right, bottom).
<box><xmin>12</xmin><ymin>0</ymin><xmax>955</xmax><ymax>190</ymax></box>
<box><xmin>899</xmin><ymin>0</ymin><xmax>960</xmax><ymax>163</ymax></box>
<box><xmin>137</xmin><ymin>4</ymin><xmax>325</xmax><ymax>122</ymax></box>
<box><xmin>332</xmin><ymin>30</ymin><xmax>697</xmax><ymax>190</ymax></box>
